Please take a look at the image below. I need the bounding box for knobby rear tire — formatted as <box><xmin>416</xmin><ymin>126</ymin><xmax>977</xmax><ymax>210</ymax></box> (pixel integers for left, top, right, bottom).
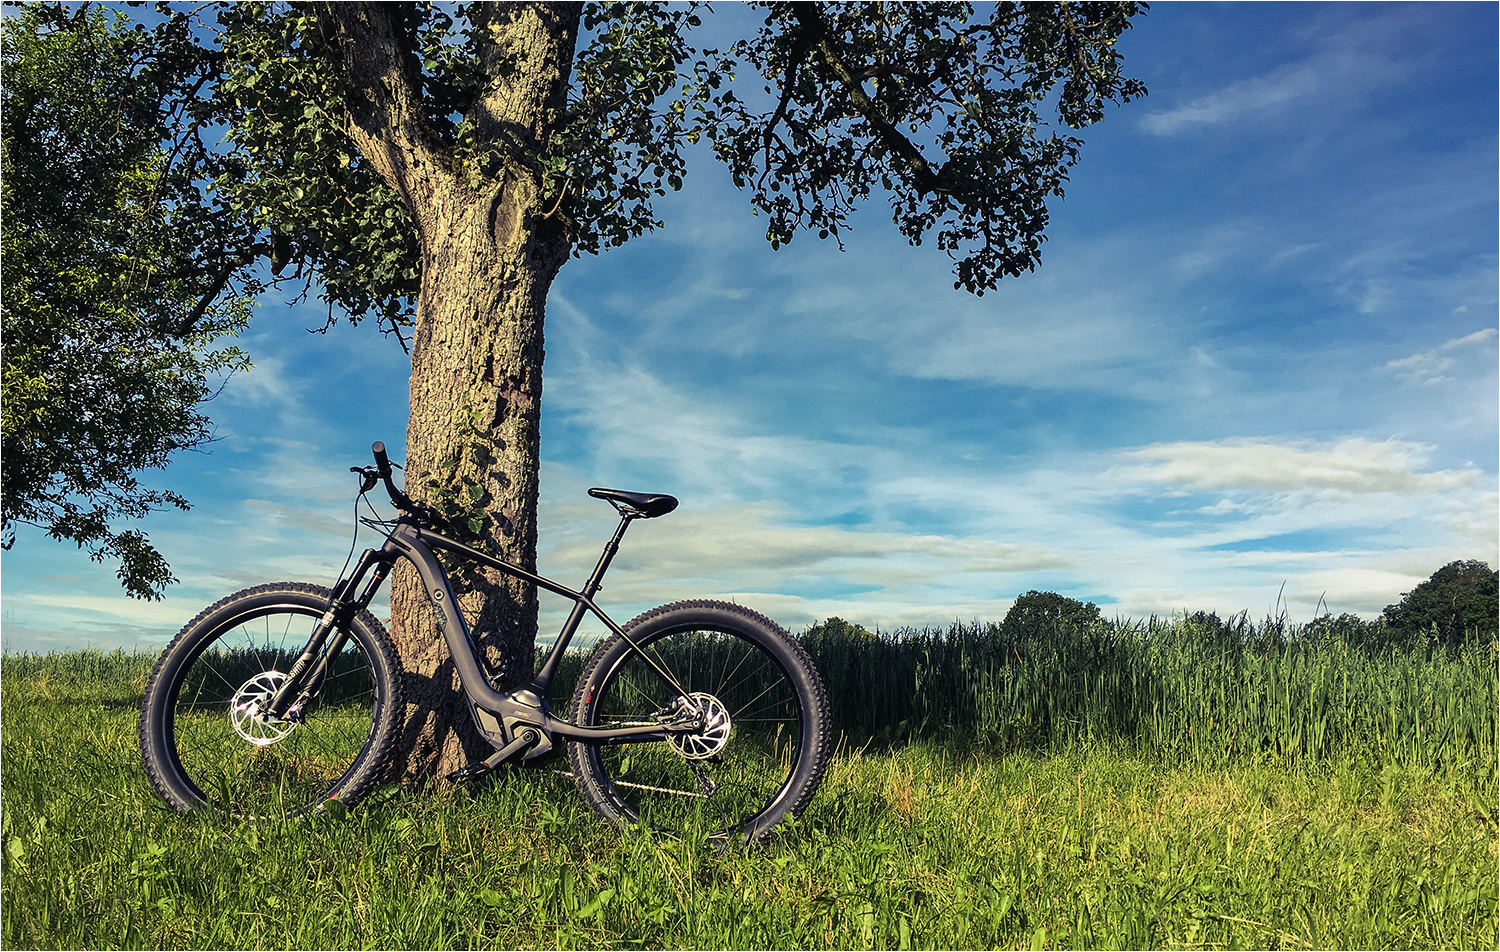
<box><xmin>566</xmin><ymin>600</ymin><xmax>831</xmax><ymax>845</ymax></box>
<box><xmin>139</xmin><ymin>583</ymin><xmax>404</xmax><ymax>818</ymax></box>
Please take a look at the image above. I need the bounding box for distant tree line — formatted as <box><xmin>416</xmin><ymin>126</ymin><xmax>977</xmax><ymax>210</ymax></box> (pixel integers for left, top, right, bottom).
<box><xmin>805</xmin><ymin>559</ymin><xmax>1499</xmax><ymax>653</ymax></box>
<box><xmin>796</xmin><ymin>562</ymin><xmax>1496</xmax><ymax>760</ymax></box>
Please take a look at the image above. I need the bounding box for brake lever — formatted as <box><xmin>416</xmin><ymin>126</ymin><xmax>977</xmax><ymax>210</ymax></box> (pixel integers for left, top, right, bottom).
<box><xmin>350</xmin><ymin>466</ymin><xmax>380</xmax><ymax>494</ymax></box>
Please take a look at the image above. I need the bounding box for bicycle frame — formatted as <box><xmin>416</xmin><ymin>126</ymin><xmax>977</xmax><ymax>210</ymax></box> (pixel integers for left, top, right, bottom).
<box><xmin>268</xmin><ymin>508</ymin><xmax>700</xmax><ymax>770</ymax></box>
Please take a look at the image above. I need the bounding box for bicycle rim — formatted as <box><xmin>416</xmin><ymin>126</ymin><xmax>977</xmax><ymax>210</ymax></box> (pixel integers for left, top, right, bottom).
<box><xmin>581</xmin><ymin>625</ymin><xmax>809</xmax><ymax>841</ymax></box>
<box><xmin>167</xmin><ymin>604</ymin><xmax>384</xmax><ymax>818</ymax></box>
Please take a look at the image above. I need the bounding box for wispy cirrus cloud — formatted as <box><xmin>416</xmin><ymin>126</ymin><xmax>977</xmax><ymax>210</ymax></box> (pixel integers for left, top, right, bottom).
<box><xmin>1113</xmin><ymin>438</ymin><xmax>1479</xmax><ymax>495</ymax></box>
<box><xmin>1139</xmin><ymin>7</ymin><xmax>1427</xmax><ymax>136</ymax></box>
<box><xmin>1141</xmin><ymin>59</ymin><xmax>1335</xmax><ymax>135</ymax></box>
<box><xmin>1384</xmin><ymin>328</ymin><xmax>1498</xmax><ymax>386</ymax></box>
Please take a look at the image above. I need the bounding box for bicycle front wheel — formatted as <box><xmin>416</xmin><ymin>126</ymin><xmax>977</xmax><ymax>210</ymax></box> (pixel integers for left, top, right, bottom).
<box><xmin>567</xmin><ymin>600</ymin><xmax>831</xmax><ymax>845</ymax></box>
<box><xmin>139</xmin><ymin>583</ymin><xmax>403</xmax><ymax>818</ymax></box>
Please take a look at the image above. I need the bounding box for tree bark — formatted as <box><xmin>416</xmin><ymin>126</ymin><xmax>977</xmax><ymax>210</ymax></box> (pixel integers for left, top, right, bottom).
<box><xmin>321</xmin><ymin>1</ymin><xmax>581</xmax><ymax>784</ymax></box>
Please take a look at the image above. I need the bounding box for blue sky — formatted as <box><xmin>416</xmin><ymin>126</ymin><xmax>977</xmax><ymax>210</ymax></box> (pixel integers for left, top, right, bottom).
<box><xmin>4</xmin><ymin>2</ymin><xmax>1497</xmax><ymax>653</ymax></box>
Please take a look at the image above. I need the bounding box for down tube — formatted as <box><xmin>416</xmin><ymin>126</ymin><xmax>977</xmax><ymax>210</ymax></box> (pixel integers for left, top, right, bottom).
<box><xmin>382</xmin><ymin>524</ymin><xmax>516</xmax><ymax>712</ymax></box>
<box><xmin>384</xmin><ymin>523</ymin><xmax>632</xmax><ymax>709</ymax></box>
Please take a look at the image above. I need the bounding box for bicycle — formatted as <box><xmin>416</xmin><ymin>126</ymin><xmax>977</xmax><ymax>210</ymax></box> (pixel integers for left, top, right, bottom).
<box><xmin>139</xmin><ymin>441</ymin><xmax>831</xmax><ymax>845</ymax></box>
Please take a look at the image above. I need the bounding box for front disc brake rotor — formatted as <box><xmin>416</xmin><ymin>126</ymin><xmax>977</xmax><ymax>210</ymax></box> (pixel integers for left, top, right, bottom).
<box><xmin>230</xmin><ymin>671</ymin><xmax>295</xmax><ymax>746</ymax></box>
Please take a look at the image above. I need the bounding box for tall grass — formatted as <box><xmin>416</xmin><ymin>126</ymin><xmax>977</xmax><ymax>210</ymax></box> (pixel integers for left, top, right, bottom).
<box><xmin>3</xmin><ymin>622</ymin><xmax>1496</xmax><ymax>948</ymax></box>
<box><xmin>800</xmin><ymin>616</ymin><xmax>1498</xmax><ymax>771</ymax></box>
<box><xmin>6</xmin><ymin>609</ymin><xmax>1495</xmax><ymax>775</ymax></box>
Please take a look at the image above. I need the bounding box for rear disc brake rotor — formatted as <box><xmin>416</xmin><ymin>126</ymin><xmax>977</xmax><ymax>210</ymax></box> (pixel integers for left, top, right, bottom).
<box><xmin>667</xmin><ymin>692</ymin><xmax>732</xmax><ymax>760</ymax></box>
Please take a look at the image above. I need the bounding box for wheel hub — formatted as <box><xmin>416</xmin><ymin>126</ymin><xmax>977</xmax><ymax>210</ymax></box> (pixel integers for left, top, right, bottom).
<box><xmin>230</xmin><ymin>671</ymin><xmax>296</xmax><ymax>746</ymax></box>
<box><xmin>667</xmin><ymin>692</ymin><xmax>731</xmax><ymax>760</ymax></box>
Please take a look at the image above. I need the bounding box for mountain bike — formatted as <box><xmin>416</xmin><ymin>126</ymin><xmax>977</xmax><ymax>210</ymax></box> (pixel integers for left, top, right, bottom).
<box><xmin>139</xmin><ymin>441</ymin><xmax>831</xmax><ymax>845</ymax></box>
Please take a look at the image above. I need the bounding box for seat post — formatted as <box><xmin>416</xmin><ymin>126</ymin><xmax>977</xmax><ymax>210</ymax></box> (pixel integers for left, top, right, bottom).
<box><xmin>582</xmin><ymin>511</ymin><xmax>635</xmax><ymax>599</ymax></box>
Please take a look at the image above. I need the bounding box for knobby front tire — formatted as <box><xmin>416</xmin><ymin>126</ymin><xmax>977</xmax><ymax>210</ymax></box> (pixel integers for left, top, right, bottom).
<box><xmin>139</xmin><ymin>583</ymin><xmax>404</xmax><ymax>818</ymax></box>
<box><xmin>566</xmin><ymin>600</ymin><xmax>831</xmax><ymax>845</ymax></box>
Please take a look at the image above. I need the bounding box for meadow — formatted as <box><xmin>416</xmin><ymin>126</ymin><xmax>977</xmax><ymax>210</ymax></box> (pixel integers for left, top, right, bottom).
<box><xmin>2</xmin><ymin>616</ymin><xmax>1496</xmax><ymax>949</ymax></box>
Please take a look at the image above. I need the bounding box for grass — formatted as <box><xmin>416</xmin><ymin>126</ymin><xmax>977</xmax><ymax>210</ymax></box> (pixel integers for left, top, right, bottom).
<box><xmin>3</xmin><ymin>640</ymin><xmax>1496</xmax><ymax>949</ymax></box>
<box><xmin>801</xmin><ymin>618</ymin><xmax>1499</xmax><ymax>773</ymax></box>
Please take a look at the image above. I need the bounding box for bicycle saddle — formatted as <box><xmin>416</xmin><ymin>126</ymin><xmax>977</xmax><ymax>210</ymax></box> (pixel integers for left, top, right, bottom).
<box><xmin>587</xmin><ymin>487</ymin><xmax>679</xmax><ymax>519</ymax></box>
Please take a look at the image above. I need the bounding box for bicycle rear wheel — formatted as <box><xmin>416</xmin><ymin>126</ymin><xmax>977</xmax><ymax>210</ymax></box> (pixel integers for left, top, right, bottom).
<box><xmin>567</xmin><ymin>600</ymin><xmax>830</xmax><ymax>845</ymax></box>
<box><xmin>139</xmin><ymin>583</ymin><xmax>403</xmax><ymax>818</ymax></box>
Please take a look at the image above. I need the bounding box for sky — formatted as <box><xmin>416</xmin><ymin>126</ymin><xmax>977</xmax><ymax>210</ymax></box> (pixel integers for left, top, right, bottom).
<box><xmin>3</xmin><ymin>1</ymin><xmax>1497</xmax><ymax>654</ymax></box>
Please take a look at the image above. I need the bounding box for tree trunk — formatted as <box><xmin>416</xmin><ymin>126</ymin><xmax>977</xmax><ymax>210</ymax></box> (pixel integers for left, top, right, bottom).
<box><xmin>322</xmin><ymin>1</ymin><xmax>580</xmax><ymax>784</ymax></box>
<box><xmin>388</xmin><ymin>175</ymin><xmax>572</xmax><ymax>784</ymax></box>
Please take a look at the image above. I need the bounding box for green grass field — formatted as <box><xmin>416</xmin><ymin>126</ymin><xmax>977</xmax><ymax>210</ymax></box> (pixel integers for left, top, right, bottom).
<box><xmin>3</xmin><ymin>629</ymin><xmax>1496</xmax><ymax>949</ymax></box>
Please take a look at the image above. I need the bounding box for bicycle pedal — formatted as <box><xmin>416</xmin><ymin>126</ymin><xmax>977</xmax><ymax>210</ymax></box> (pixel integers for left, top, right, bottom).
<box><xmin>446</xmin><ymin>761</ymin><xmax>492</xmax><ymax>783</ymax></box>
<box><xmin>447</xmin><ymin>729</ymin><xmax>539</xmax><ymax>783</ymax></box>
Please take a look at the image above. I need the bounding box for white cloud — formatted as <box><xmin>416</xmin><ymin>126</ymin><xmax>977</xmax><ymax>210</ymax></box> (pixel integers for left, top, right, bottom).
<box><xmin>1139</xmin><ymin>7</ymin><xmax>1425</xmax><ymax>136</ymax></box>
<box><xmin>538</xmin><ymin>491</ymin><xmax>1069</xmax><ymax>633</ymax></box>
<box><xmin>1384</xmin><ymin>327</ymin><xmax>1498</xmax><ymax>386</ymax></box>
<box><xmin>752</xmin><ymin>231</ymin><xmax>1230</xmax><ymax>404</ymax></box>
<box><xmin>1141</xmin><ymin>60</ymin><xmax>1330</xmax><ymax>135</ymax></box>
<box><xmin>12</xmin><ymin>593</ymin><xmax>196</xmax><ymax>628</ymax></box>
<box><xmin>1114</xmin><ymin>438</ymin><xmax>1477</xmax><ymax>495</ymax></box>
<box><xmin>220</xmin><ymin>354</ymin><xmax>301</xmax><ymax>409</ymax></box>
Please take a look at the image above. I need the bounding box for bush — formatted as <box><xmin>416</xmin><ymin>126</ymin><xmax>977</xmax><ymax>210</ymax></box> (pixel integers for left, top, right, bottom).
<box><xmin>802</xmin><ymin>616</ymin><xmax>877</xmax><ymax>642</ymax></box>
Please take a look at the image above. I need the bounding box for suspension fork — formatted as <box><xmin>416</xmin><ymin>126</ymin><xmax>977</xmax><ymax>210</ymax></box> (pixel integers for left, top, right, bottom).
<box><xmin>264</xmin><ymin>547</ymin><xmax>394</xmax><ymax>719</ymax></box>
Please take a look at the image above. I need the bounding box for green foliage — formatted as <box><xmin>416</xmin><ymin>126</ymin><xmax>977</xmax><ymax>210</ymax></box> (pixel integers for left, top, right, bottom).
<box><xmin>803</xmin><ymin>615</ymin><xmax>877</xmax><ymax>642</ymax></box>
<box><xmin>561</xmin><ymin>2</ymin><xmax>703</xmax><ymax>253</ymax></box>
<box><xmin>1002</xmin><ymin>589</ymin><xmax>1104</xmax><ymax>635</ymax></box>
<box><xmin>205</xmin><ymin>1</ymin><xmax>714</xmax><ymax>313</ymax></box>
<box><xmin>211</xmin><ymin>2</ymin><xmax>421</xmax><ymax>330</ymax></box>
<box><xmin>700</xmin><ymin>1</ymin><xmax>1148</xmax><ymax>292</ymax></box>
<box><xmin>1383</xmin><ymin>560</ymin><xmax>1499</xmax><ymax>648</ymax></box>
<box><xmin>2</xmin><ymin>654</ymin><xmax>1494</xmax><ymax>949</ymax></box>
<box><xmin>1</xmin><ymin>4</ymin><xmax>255</xmax><ymax>598</ymax></box>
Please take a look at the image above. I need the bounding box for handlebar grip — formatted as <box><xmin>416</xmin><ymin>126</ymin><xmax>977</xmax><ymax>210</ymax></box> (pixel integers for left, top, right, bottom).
<box><xmin>372</xmin><ymin>441</ymin><xmax>390</xmax><ymax>475</ymax></box>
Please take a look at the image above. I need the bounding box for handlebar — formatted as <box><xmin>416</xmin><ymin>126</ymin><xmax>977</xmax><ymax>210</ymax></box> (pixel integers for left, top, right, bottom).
<box><xmin>355</xmin><ymin>440</ymin><xmax>421</xmax><ymax>515</ymax></box>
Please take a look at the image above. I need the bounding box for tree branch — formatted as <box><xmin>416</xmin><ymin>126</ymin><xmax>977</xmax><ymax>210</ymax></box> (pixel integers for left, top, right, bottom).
<box><xmin>760</xmin><ymin>32</ymin><xmax>810</xmax><ymax>179</ymax></box>
<box><xmin>318</xmin><ymin>2</ymin><xmax>447</xmax><ymax>211</ymax></box>
<box><xmin>790</xmin><ymin>5</ymin><xmax>945</xmax><ymax>195</ymax></box>
<box><xmin>174</xmin><ymin>249</ymin><xmax>255</xmax><ymax>337</ymax></box>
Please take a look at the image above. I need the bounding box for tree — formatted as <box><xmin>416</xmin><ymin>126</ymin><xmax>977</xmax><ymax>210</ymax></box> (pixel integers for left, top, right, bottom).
<box><xmin>10</xmin><ymin>1</ymin><xmax>1147</xmax><ymax>783</ymax></box>
<box><xmin>1382</xmin><ymin>560</ymin><xmax>1499</xmax><ymax>647</ymax></box>
<box><xmin>1001</xmin><ymin>590</ymin><xmax>1104</xmax><ymax>636</ymax></box>
<box><xmin>803</xmin><ymin>616</ymin><xmax>878</xmax><ymax>643</ymax></box>
<box><xmin>1</xmin><ymin>4</ymin><xmax>259</xmax><ymax>598</ymax></box>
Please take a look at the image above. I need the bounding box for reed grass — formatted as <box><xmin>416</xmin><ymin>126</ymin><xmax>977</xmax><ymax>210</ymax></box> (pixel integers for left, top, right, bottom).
<box><xmin>800</xmin><ymin>615</ymin><xmax>1498</xmax><ymax>772</ymax></box>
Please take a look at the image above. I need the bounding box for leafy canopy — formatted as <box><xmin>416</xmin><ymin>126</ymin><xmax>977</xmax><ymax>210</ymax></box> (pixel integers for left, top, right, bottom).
<box><xmin>1</xmin><ymin>4</ymin><xmax>257</xmax><ymax>598</ymax></box>
<box><xmin>1382</xmin><ymin>560</ymin><xmax>1498</xmax><ymax>647</ymax></box>
<box><xmin>704</xmin><ymin>2</ymin><xmax>1147</xmax><ymax>293</ymax></box>
<box><xmin>1002</xmin><ymin>590</ymin><xmax>1105</xmax><ymax>636</ymax></box>
<box><xmin>210</xmin><ymin>0</ymin><xmax>1147</xmax><ymax>320</ymax></box>
<box><xmin>2</xmin><ymin>1</ymin><xmax>1146</xmax><ymax>596</ymax></box>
